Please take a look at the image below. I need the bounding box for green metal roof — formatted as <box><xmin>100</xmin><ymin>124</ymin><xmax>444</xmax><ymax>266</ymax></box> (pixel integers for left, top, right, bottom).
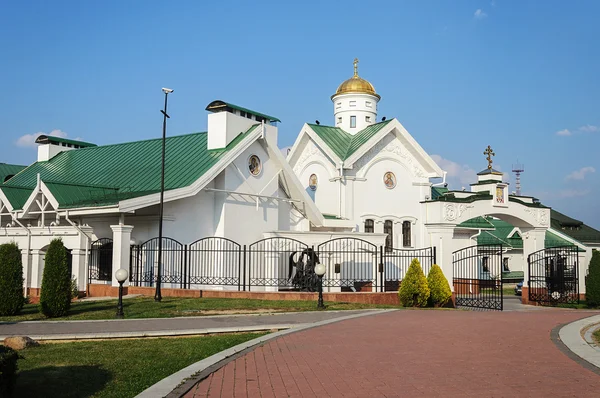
<box><xmin>0</xmin><ymin>163</ymin><xmax>26</xmax><ymax>183</ymax></box>
<box><xmin>457</xmin><ymin>216</ymin><xmax>494</xmax><ymax>229</ymax></box>
<box><xmin>0</xmin><ymin>186</ymin><xmax>32</xmax><ymax>210</ymax></box>
<box><xmin>551</xmin><ymin>209</ymin><xmax>600</xmax><ymax>244</ymax></box>
<box><xmin>478</xmin><ymin>219</ymin><xmax>523</xmax><ymax>248</ymax></box>
<box><xmin>205</xmin><ymin>100</ymin><xmax>281</xmax><ymax>123</ymax></box>
<box><xmin>2</xmin><ymin>125</ymin><xmax>258</xmax><ymax>209</ymax></box>
<box><xmin>307</xmin><ymin>119</ymin><xmax>393</xmax><ymax>161</ymax></box>
<box><xmin>431</xmin><ymin>186</ymin><xmax>448</xmax><ymax>200</ymax></box>
<box><xmin>35</xmin><ymin>135</ymin><xmax>97</xmax><ymax>148</ymax></box>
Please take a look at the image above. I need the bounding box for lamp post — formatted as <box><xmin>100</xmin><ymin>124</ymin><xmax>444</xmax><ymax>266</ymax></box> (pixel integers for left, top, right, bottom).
<box><xmin>314</xmin><ymin>263</ymin><xmax>326</xmax><ymax>309</ymax></box>
<box><xmin>115</xmin><ymin>268</ymin><xmax>129</xmax><ymax>319</ymax></box>
<box><xmin>155</xmin><ymin>87</ymin><xmax>173</xmax><ymax>303</ymax></box>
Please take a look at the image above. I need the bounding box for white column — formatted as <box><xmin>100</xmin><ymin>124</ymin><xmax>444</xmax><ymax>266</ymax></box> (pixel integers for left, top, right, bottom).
<box><xmin>111</xmin><ymin>225</ymin><xmax>134</xmax><ymax>287</ymax></box>
<box><xmin>71</xmin><ymin>249</ymin><xmax>86</xmax><ymax>292</ymax></box>
<box><xmin>521</xmin><ymin>228</ymin><xmax>546</xmax><ymax>288</ymax></box>
<box><xmin>30</xmin><ymin>249</ymin><xmax>43</xmax><ymax>289</ymax></box>
<box><xmin>21</xmin><ymin>248</ymin><xmax>30</xmax><ymax>291</ymax></box>
<box><xmin>425</xmin><ymin>226</ymin><xmax>454</xmax><ymax>290</ymax></box>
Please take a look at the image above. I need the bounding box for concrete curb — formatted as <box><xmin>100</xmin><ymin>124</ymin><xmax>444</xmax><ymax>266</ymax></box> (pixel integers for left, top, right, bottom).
<box><xmin>0</xmin><ymin>324</ymin><xmax>297</xmax><ymax>341</ymax></box>
<box><xmin>135</xmin><ymin>309</ymin><xmax>397</xmax><ymax>398</ymax></box>
<box><xmin>558</xmin><ymin>314</ymin><xmax>600</xmax><ymax>370</ymax></box>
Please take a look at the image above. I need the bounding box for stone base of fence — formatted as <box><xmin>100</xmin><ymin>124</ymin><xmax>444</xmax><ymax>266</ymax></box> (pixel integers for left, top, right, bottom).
<box><xmin>86</xmin><ymin>284</ymin><xmax>400</xmax><ymax>305</ymax></box>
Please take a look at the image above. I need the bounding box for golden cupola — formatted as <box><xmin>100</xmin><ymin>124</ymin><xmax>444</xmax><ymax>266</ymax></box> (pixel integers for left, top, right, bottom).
<box><xmin>332</xmin><ymin>58</ymin><xmax>380</xmax><ymax>100</ymax></box>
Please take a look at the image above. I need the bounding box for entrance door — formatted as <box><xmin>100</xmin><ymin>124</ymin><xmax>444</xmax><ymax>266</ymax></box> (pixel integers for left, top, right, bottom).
<box><xmin>453</xmin><ymin>244</ymin><xmax>503</xmax><ymax>311</ymax></box>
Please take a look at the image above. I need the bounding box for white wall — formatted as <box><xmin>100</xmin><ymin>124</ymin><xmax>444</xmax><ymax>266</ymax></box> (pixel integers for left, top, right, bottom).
<box><xmin>332</xmin><ymin>93</ymin><xmax>379</xmax><ymax>132</ymax></box>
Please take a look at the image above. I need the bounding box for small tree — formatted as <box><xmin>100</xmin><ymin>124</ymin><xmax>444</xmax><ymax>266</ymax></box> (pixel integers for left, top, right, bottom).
<box><xmin>0</xmin><ymin>243</ymin><xmax>25</xmax><ymax>316</ymax></box>
<box><xmin>427</xmin><ymin>264</ymin><xmax>452</xmax><ymax>307</ymax></box>
<box><xmin>398</xmin><ymin>258</ymin><xmax>430</xmax><ymax>307</ymax></box>
<box><xmin>585</xmin><ymin>250</ymin><xmax>600</xmax><ymax>308</ymax></box>
<box><xmin>39</xmin><ymin>239</ymin><xmax>71</xmax><ymax>317</ymax></box>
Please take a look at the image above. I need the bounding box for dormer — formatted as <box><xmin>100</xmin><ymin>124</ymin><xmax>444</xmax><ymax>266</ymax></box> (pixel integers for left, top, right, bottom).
<box><xmin>205</xmin><ymin>100</ymin><xmax>281</xmax><ymax>150</ymax></box>
<box><xmin>35</xmin><ymin>135</ymin><xmax>96</xmax><ymax>162</ymax></box>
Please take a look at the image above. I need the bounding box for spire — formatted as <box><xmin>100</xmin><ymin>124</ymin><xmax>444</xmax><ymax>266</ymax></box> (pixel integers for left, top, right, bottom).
<box><xmin>353</xmin><ymin>58</ymin><xmax>359</xmax><ymax>77</ymax></box>
<box><xmin>483</xmin><ymin>145</ymin><xmax>495</xmax><ymax>170</ymax></box>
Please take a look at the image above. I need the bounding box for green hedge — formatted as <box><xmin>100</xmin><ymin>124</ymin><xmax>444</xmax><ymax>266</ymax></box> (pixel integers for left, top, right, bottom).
<box><xmin>427</xmin><ymin>264</ymin><xmax>452</xmax><ymax>307</ymax></box>
<box><xmin>586</xmin><ymin>250</ymin><xmax>600</xmax><ymax>307</ymax></box>
<box><xmin>0</xmin><ymin>346</ymin><xmax>19</xmax><ymax>397</ymax></box>
<box><xmin>0</xmin><ymin>243</ymin><xmax>25</xmax><ymax>316</ymax></box>
<box><xmin>398</xmin><ymin>258</ymin><xmax>430</xmax><ymax>307</ymax></box>
<box><xmin>39</xmin><ymin>239</ymin><xmax>71</xmax><ymax>318</ymax></box>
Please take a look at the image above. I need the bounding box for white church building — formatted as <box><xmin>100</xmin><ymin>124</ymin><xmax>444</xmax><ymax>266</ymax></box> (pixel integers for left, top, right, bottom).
<box><xmin>1</xmin><ymin>60</ymin><xmax>598</xmax><ymax>309</ymax></box>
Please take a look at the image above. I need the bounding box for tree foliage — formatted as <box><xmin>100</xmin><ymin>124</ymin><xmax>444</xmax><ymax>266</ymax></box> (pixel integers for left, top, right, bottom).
<box><xmin>427</xmin><ymin>264</ymin><xmax>452</xmax><ymax>307</ymax></box>
<box><xmin>586</xmin><ymin>250</ymin><xmax>600</xmax><ymax>308</ymax></box>
<box><xmin>0</xmin><ymin>243</ymin><xmax>24</xmax><ymax>316</ymax></box>
<box><xmin>39</xmin><ymin>239</ymin><xmax>71</xmax><ymax>317</ymax></box>
<box><xmin>398</xmin><ymin>258</ymin><xmax>430</xmax><ymax>307</ymax></box>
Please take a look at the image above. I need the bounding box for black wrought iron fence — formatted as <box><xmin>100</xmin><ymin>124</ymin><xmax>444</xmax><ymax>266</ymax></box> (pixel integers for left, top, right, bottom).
<box><xmin>528</xmin><ymin>245</ymin><xmax>579</xmax><ymax>305</ymax></box>
<box><xmin>93</xmin><ymin>235</ymin><xmax>436</xmax><ymax>292</ymax></box>
<box><xmin>89</xmin><ymin>238</ymin><xmax>113</xmax><ymax>283</ymax></box>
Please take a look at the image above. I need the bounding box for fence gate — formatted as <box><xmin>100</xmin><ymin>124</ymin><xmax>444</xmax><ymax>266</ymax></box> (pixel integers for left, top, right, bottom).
<box><xmin>129</xmin><ymin>237</ymin><xmax>186</xmax><ymax>288</ymax></box>
<box><xmin>89</xmin><ymin>238</ymin><xmax>113</xmax><ymax>283</ymax></box>
<box><xmin>187</xmin><ymin>237</ymin><xmax>242</xmax><ymax>290</ymax></box>
<box><xmin>453</xmin><ymin>244</ymin><xmax>503</xmax><ymax>311</ymax></box>
<box><xmin>317</xmin><ymin>238</ymin><xmax>379</xmax><ymax>292</ymax></box>
<box><xmin>528</xmin><ymin>246</ymin><xmax>579</xmax><ymax>305</ymax></box>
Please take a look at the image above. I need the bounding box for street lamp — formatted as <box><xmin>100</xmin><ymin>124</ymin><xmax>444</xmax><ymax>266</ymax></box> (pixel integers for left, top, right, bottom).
<box><xmin>115</xmin><ymin>268</ymin><xmax>129</xmax><ymax>319</ymax></box>
<box><xmin>155</xmin><ymin>87</ymin><xmax>173</xmax><ymax>303</ymax></box>
<box><xmin>314</xmin><ymin>263</ymin><xmax>326</xmax><ymax>309</ymax></box>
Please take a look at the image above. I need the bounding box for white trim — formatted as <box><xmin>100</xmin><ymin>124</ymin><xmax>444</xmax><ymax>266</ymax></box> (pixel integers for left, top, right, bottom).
<box><xmin>547</xmin><ymin>227</ymin><xmax>587</xmax><ymax>250</ymax></box>
<box><xmin>0</xmin><ymin>189</ymin><xmax>14</xmax><ymax>212</ymax></box>
<box><xmin>204</xmin><ymin>188</ymin><xmax>302</xmax><ymax>204</ymax></box>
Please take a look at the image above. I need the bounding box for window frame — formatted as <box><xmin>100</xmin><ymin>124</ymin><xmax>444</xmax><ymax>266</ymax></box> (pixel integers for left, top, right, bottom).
<box><xmin>364</xmin><ymin>219</ymin><xmax>374</xmax><ymax>233</ymax></box>
<box><xmin>350</xmin><ymin>116</ymin><xmax>356</xmax><ymax>128</ymax></box>
<box><xmin>384</xmin><ymin>220</ymin><xmax>393</xmax><ymax>252</ymax></box>
<box><xmin>402</xmin><ymin>221</ymin><xmax>411</xmax><ymax>247</ymax></box>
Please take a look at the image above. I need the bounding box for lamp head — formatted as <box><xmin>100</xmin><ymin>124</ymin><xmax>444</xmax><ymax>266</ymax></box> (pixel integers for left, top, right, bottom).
<box><xmin>162</xmin><ymin>88</ymin><xmax>174</xmax><ymax>94</ymax></box>
<box><xmin>314</xmin><ymin>263</ymin><xmax>326</xmax><ymax>276</ymax></box>
<box><xmin>115</xmin><ymin>268</ymin><xmax>129</xmax><ymax>283</ymax></box>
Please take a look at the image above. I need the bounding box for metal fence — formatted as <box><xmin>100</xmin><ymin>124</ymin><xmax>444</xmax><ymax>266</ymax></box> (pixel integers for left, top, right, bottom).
<box><xmin>88</xmin><ymin>238</ymin><xmax>113</xmax><ymax>283</ymax></box>
<box><xmin>91</xmin><ymin>236</ymin><xmax>436</xmax><ymax>292</ymax></box>
<box><xmin>528</xmin><ymin>245</ymin><xmax>579</xmax><ymax>305</ymax></box>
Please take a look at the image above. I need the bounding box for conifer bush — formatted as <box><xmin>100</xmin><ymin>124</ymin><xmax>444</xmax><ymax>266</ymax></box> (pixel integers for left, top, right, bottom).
<box><xmin>585</xmin><ymin>250</ymin><xmax>600</xmax><ymax>308</ymax></box>
<box><xmin>0</xmin><ymin>243</ymin><xmax>25</xmax><ymax>316</ymax></box>
<box><xmin>398</xmin><ymin>258</ymin><xmax>430</xmax><ymax>307</ymax></box>
<box><xmin>427</xmin><ymin>264</ymin><xmax>452</xmax><ymax>307</ymax></box>
<box><xmin>39</xmin><ymin>239</ymin><xmax>71</xmax><ymax>317</ymax></box>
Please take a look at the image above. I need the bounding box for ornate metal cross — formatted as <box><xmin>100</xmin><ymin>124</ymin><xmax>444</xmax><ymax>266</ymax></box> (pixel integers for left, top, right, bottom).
<box><xmin>353</xmin><ymin>58</ymin><xmax>359</xmax><ymax>77</ymax></box>
<box><xmin>483</xmin><ymin>145</ymin><xmax>495</xmax><ymax>170</ymax></box>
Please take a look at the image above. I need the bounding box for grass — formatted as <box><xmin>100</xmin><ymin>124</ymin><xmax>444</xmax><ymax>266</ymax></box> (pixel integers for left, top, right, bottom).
<box><xmin>593</xmin><ymin>328</ymin><xmax>600</xmax><ymax>345</ymax></box>
<box><xmin>0</xmin><ymin>296</ymin><xmax>394</xmax><ymax>322</ymax></box>
<box><xmin>14</xmin><ymin>332</ymin><xmax>266</xmax><ymax>398</ymax></box>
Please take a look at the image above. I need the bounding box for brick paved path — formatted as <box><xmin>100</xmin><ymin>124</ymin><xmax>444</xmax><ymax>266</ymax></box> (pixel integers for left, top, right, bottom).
<box><xmin>185</xmin><ymin>310</ymin><xmax>600</xmax><ymax>397</ymax></box>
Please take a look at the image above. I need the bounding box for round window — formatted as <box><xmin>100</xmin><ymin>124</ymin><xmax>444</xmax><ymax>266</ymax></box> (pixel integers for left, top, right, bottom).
<box><xmin>248</xmin><ymin>155</ymin><xmax>262</xmax><ymax>176</ymax></box>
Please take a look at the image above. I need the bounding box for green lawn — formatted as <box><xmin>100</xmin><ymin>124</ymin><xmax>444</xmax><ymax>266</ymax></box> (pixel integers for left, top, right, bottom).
<box><xmin>14</xmin><ymin>333</ymin><xmax>266</xmax><ymax>398</ymax></box>
<box><xmin>593</xmin><ymin>327</ymin><xmax>600</xmax><ymax>345</ymax></box>
<box><xmin>0</xmin><ymin>296</ymin><xmax>394</xmax><ymax>322</ymax></box>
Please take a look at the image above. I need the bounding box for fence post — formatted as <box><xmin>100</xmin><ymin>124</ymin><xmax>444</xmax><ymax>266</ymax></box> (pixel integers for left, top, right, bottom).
<box><xmin>433</xmin><ymin>246</ymin><xmax>437</xmax><ymax>266</ymax></box>
<box><xmin>379</xmin><ymin>247</ymin><xmax>384</xmax><ymax>293</ymax></box>
<box><xmin>243</xmin><ymin>245</ymin><xmax>248</xmax><ymax>292</ymax></box>
<box><xmin>182</xmin><ymin>244</ymin><xmax>187</xmax><ymax>290</ymax></box>
<box><xmin>238</xmin><ymin>245</ymin><xmax>242</xmax><ymax>292</ymax></box>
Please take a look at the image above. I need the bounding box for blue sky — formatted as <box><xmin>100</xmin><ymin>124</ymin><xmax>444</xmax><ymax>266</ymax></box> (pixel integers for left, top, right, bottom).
<box><xmin>1</xmin><ymin>0</ymin><xmax>599</xmax><ymax>228</ymax></box>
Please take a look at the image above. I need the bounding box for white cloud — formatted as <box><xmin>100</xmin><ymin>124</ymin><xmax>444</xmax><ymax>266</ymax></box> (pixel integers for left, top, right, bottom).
<box><xmin>566</xmin><ymin>166</ymin><xmax>596</xmax><ymax>181</ymax></box>
<box><xmin>431</xmin><ymin>155</ymin><xmax>477</xmax><ymax>187</ymax></box>
<box><xmin>474</xmin><ymin>9</ymin><xmax>487</xmax><ymax>19</ymax></box>
<box><xmin>555</xmin><ymin>129</ymin><xmax>572</xmax><ymax>136</ymax></box>
<box><xmin>579</xmin><ymin>124</ymin><xmax>599</xmax><ymax>133</ymax></box>
<box><xmin>558</xmin><ymin>189</ymin><xmax>590</xmax><ymax>198</ymax></box>
<box><xmin>15</xmin><ymin>129</ymin><xmax>69</xmax><ymax>148</ymax></box>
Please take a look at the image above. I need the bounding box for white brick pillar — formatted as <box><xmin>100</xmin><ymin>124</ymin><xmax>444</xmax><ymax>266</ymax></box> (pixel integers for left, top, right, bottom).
<box><xmin>522</xmin><ymin>228</ymin><xmax>546</xmax><ymax>289</ymax></box>
<box><xmin>110</xmin><ymin>225</ymin><xmax>133</xmax><ymax>287</ymax></box>
<box><xmin>71</xmin><ymin>249</ymin><xmax>86</xmax><ymax>292</ymax></box>
<box><xmin>425</xmin><ymin>226</ymin><xmax>454</xmax><ymax>290</ymax></box>
<box><xmin>21</xmin><ymin>248</ymin><xmax>30</xmax><ymax>291</ymax></box>
<box><xmin>30</xmin><ymin>249</ymin><xmax>43</xmax><ymax>289</ymax></box>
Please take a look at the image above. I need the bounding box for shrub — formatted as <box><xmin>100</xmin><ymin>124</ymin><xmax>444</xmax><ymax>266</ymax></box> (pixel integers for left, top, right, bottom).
<box><xmin>427</xmin><ymin>264</ymin><xmax>452</xmax><ymax>307</ymax></box>
<box><xmin>0</xmin><ymin>345</ymin><xmax>20</xmax><ymax>397</ymax></box>
<box><xmin>39</xmin><ymin>239</ymin><xmax>71</xmax><ymax>317</ymax></box>
<box><xmin>0</xmin><ymin>243</ymin><xmax>25</xmax><ymax>316</ymax></box>
<box><xmin>586</xmin><ymin>250</ymin><xmax>600</xmax><ymax>307</ymax></box>
<box><xmin>398</xmin><ymin>258</ymin><xmax>430</xmax><ymax>307</ymax></box>
<box><xmin>71</xmin><ymin>276</ymin><xmax>79</xmax><ymax>299</ymax></box>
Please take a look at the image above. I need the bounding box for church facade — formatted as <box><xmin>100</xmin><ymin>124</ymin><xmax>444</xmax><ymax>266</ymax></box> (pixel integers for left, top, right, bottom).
<box><xmin>1</xmin><ymin>61</ymin><xmax>598</xmax><ymax>306</ymax></box>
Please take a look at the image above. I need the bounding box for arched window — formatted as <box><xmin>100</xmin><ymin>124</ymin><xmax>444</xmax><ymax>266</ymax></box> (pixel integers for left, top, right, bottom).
<box><xmin>384</xmin><ymin>220</ymin><xmax>393</xmax><ymax>252</ymax></box>
<box><xmin>364</xmin><ymin>219</ymin><xmax>374</xmax><ymax>233</ymax></box>
<box><xmin>402</xmin><ymin>221</ymin><xmax>411</xmax><ymax>247</ymax></box>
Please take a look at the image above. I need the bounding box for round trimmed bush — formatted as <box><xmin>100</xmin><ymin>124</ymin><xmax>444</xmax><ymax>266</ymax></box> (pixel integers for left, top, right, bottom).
<box><xmin>427</xmin><ymin>264</ymin><xmax>452</xmax><ymax>307</ymax></box>
<box><xmin>585</xmin><ymin>250</ymin><xmax>600</xmax><ymax>307</ymax></box>
<box><xmin>39</xmin><ymin>239</ymin><xmax>71</xmax><ymax>317</ymax></box>
<box><xmin>0</xmin><ymin>243</ymin><xmax>25</xmax><ymax>316</ymax></box>
<box><xmin>398</xmin><ymin>258</ymin><xmax>430</xmax><ymax>307</ymax></box>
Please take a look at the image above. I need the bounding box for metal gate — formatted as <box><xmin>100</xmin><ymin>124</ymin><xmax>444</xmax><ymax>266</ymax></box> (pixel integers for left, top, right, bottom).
<box><xmin>528</xmin><ymin>246</ymin><xmax>579</xmax><ymax>305</ymax></box>
<box><xmin>89</xmin><ymin>238</ymin><xmax>113</xmax><ymax>283</ymax></box>
<box><xmin>317</xmin><ymin>238</ymin><xmax>379</xmax><ymax>292</ymax></box>
<box><xmin>129</xmin><ymin>237</ymin><xmax>186</xmax><ymax>287</ymax></box>
<box><xmin>453</xmin><ymin>244</ymin><xmax>503</xmax><ymax>311</ymax></box>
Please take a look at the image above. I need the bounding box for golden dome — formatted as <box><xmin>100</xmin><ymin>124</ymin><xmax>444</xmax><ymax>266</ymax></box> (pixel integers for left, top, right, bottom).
<box><xmin>332</xmin><ymin>58</ymin><xmax>380</xmax><ymax>100</ymax></box>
